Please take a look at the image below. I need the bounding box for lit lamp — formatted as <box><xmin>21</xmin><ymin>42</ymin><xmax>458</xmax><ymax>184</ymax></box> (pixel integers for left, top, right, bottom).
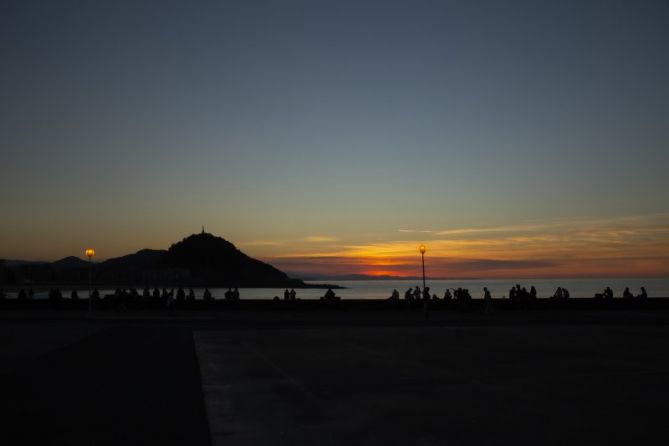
<box><xmin>419</xmin><ymin>244</ymin><xmax>427</xmax><ymax>291</ymax></box>
<box><xmin>85</xmin><ymin>248</ymin><xmax>95</xmax><ymax>312</ymax></box>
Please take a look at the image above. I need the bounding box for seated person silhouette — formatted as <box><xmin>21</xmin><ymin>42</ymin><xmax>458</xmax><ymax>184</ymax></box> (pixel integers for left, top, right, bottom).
<box><xmin>204</xmin><ymin>288</ymin><xmax>213</xmax><ymax>300</ymax></box>
<box><xmin>176</xmin><ymin>287</ymin><xmax>186</xmax><ymax>302</ymax></box>
<box><xmin>638</xmin><ymin>287</ymin><xmax>648</xmax><ymax>299</ymax></box>
<box><xmin>623</xmin><ymin>287</ymin><xmax>633</xmax><ymax>299</ymax></box>
<box><xmin>321</xmin><ymin>287</ymin><xmax>339</xmax><ymax>301</ymax></box>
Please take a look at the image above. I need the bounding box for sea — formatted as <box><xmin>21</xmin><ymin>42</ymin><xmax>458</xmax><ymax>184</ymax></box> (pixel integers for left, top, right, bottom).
<box><xmin>4</xmin><ymin>277</ymin><xmax>669</xmax><ymax>300</ymax></box>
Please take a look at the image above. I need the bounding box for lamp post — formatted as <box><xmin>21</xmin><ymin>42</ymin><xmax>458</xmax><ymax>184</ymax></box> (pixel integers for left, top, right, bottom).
<box><xmin>85</xmin><ymin>248</ymin><xmax>95</xmax><ymax>312</ymax></box>
<box><xmin>419</xmin><ymin>244</ymin><xmax>427</xmax><ymax>291</ymax></box>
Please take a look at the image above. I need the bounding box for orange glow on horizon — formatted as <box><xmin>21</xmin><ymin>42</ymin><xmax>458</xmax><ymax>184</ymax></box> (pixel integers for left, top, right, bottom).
<box><xmin>264</xmin><ymin>214</ymin><xmax>669</xmax><ymax>278</ymax></box>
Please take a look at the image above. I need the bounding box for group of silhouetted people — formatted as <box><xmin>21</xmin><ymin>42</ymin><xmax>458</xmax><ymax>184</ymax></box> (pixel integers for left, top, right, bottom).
<box><xmin>223</xmin><ymin>288</ymin><xmax>240</xmax><ymax>300</ymax></box>
<box><xmin>283</xmin><ymin>288</ymin><xmax>297</xmax><ymax>301</ymax></box>
<box><xmin>551</xmin><ymin>287</ymin><xmax>571</xmax><ymax>299</ymax></box>
<box><xmin>595</xmin><ymin>286</ymin><xmax>647</xmax><ymax>299</ymax></box>
<box><xmin>389</xmin><ymin>284</ymin><xmax>653</xmax><ymax>303</ymax></box>
<box><xmin>0</xmin><ymin>283</ymin><xmax>657</xmax><ymax>308</ymax></box>
<box><xmin>394</xmin><ymin>286</ymin><xmax>474</xmax><ymax>304</ymax></box>
<box><xmin>5</xmin><ymin>288</ymin><xmax>36</xmax><ymax>300</ymax></box>
<box><xmin>509</xmin><ymin>284</ymin><xmax>538</xmax><ymax>301</ymax></box>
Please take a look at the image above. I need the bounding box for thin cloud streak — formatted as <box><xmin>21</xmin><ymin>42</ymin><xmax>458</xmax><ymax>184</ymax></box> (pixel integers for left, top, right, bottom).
<box><xmin>265</xmin><ymin>213</ymin><xmax>669</xmax><ymax>278</ymax></box>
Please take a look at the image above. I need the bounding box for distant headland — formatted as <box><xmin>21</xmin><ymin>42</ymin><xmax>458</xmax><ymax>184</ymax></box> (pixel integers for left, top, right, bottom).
<box><xmin>0</xmin><ymin>231</ymin><xmax>339</xmax><ymax>289</ymax></box>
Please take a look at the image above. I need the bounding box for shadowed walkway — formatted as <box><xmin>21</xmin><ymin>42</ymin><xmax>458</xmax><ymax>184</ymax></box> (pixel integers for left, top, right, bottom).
<box><xmin>0</xmin><ymin>326</ymin><xmax>211</xmax><ymax>446</ymax></box>
<box><xmin>196</xmin><ymin>326</ymin><xmax>669</xmax><ymax>445</ymax></box>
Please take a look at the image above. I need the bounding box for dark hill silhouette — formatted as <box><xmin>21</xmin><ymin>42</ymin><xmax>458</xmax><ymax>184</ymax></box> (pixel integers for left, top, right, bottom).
<box><xmin>97</xmin><ymin>249</ymin><xmax>167</xmax><ymax>284</ymax></box>
<box><xmin>51</xmin><ymin>256</ymin><xmax>90</xmax><ymax>271</ymax></box>
<box><xmin>101</xmin><ymin>249</ymin><xmax>166</xmax><ymax>271</ymax></box>
<box><xmin>159</xmin><ymin>232</ymin><xmax>303</xmax><ymax>287</ymax></box>
<box><xmin>2</xmin><ymin>231</ymin><xmax>313</xmax><ymax>288</ymax></box>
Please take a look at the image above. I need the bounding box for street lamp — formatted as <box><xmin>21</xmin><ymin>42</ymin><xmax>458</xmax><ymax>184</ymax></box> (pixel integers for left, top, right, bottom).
<box><xmin>419</xmin><ymin>244</ymin><xmax>427</xmax><ymax>291</ymax></box>
<box><xmin>85</xmin><ymin>248</ymin><xmax>95</xmax><ymax>312</ymax></box>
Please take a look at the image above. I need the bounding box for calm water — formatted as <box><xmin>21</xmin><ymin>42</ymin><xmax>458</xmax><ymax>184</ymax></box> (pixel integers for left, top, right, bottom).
<box><xmin>5</xmin><ymin>278</ymin><xmax>669</xmax><ymax>300</ymax></box>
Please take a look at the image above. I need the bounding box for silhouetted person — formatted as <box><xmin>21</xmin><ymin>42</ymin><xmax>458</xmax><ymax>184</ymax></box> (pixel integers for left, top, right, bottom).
<box><xmin>422</xmin><ymin>287</ymin><xmax>431</xmax><ymax>301</ymax></box>
<box><xmin>443</xmin><ymin>289</ymin><xmax>452</xmax><ymax>301</ymax></box>
<box><xmin>563</xmin><ymin>288</ymin><xmax>570</xmax><ymax>298</ymax></box>
<box><xmin>233</xmin><ymin>288</ymin><xmax>240</xmax><ymax>300</ymax></box>
<box><xmin>225</xmin><ymin>288</ymin><xmax>232</xmax><ymax>300</ymax></box>
<box><xmin>203</xmin><ymin>288</ymin><xmax>213</xmax><ymax>300</ymax></box>
<box><xmin>284</xmin><ymin>289</ymin><xmax>290</xmax><ymax>301</ymax></box>
<box><xmin>604</xmin><ymin>287</ymin><xmax>614</xmax><ymax>300</ymax></box>
<box><xmin>166</xmin><ymin>291</ymin><xmax>175</xmax><ymax>315</ymax></box>
<box><xmin>483</xmin><ymin>287</ymin><xmax>493</xmax><ymax>314</ymax></box>
<box><xmin>153</xmin><ymin>288</ymin><xmax>160</xmax><ymax>300</ymax></box>
<box><xmin>71</xmin><ymin>290</ymin><xmax>79</xmax><ymax>300</ymax></box>
<box><xmin>413</xmin><ymin>286</ymin><xmax>421</xmax><ymax>302</ymax></box>
<box><xmin>322</xmin><ymin>288</ymin><xmax>338</xmax><ymax>300</ymax></box>
<box><xmin>18</xmin><ymin>288</ymin><xmax>26</xmax><ymax>300</ymax></box>
<box><xmin>177</xmin><ymin>287</ymin><xmax>186</xmax><ymax>303</ymax></box>
<box><xmin>92</xmin><ymin>289</ymin><xmax>100</xmax><ymax>300</ymax></box>
<box><xmin>638</xmin><ymin>287</ymin><xmax>648</xmax><ymax>299</ymax></box>
<box><xmin>143</xmin><ymin>287</ymin><xmax>151</xmax><ymax>300</ymax></box>
<box><xmin>188</xmin><ymin>288</ymin><xmax>196</xmax><ymax>301</ymax></box>
<box><xmin>389</xmin><ymin>289</ymin><xmax>400</xmax><ymax>300</ymax></box>
<box><xmin>509</xmin><ymin>286</ymin><xmax>516</xmax><ymax>300</ymax></box>
<box><xmin>623</xmin><ymin>287</ymin><xmax>633</xmax><ymax>299</ymax></box>
<box><xmin>290</xmin><ymin>289</ymin><xmax>296</xmax><ymax>301</ymax></box>
<box><xmin>552</xmin><ymin>287</ymin><xmax>563</xmax><ymax>299</ymax></box>
<box><xmin>404</xmin><ymin>288</ymin><xmax>413</xmax><ymax>301</ymax></box>
<box><xmin>115</xmin><ymin>288</ymin><xmax>127</xmax><ymax>310</ymax></box>
<box><xmin>530</xmin><ymin>286</ymin><xmax>537</xmax><ymax>299</ymax></box>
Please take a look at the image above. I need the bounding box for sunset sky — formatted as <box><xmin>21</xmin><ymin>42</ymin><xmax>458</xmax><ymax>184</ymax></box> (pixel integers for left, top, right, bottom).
<box><xmin>2</xmin><ymin>1</ymin><xmax>668</xmax><ymax>279</ymax></box>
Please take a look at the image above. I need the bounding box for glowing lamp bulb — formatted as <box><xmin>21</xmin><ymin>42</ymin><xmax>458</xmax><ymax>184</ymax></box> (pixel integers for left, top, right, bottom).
<box><xmin>419</xmin><ymin>245</ymin><xmax>426</xmax><ymax>255</ymax></box>
<box><xmin>85</xmin><ymin>248</ymin><xmax>95</xmax><ymax>259</ymax></box>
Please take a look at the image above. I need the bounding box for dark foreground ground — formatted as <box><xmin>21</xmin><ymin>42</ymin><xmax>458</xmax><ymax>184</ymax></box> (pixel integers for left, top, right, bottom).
<box><xmin>2</xmin><ymin>306</ymin><xmax>669</xmax><ymax>445</ymax></box>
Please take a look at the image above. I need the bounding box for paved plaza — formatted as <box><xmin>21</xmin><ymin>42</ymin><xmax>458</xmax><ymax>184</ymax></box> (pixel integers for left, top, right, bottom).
<box><xmin>2</xmin><ymin>312</ymin><xmax>669</xmax><ymax>445</ymax></box>
<box><xmin>195</xmin><ymin>325</ymin><xmax>669</xmax><ymax>445</ymax></box>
